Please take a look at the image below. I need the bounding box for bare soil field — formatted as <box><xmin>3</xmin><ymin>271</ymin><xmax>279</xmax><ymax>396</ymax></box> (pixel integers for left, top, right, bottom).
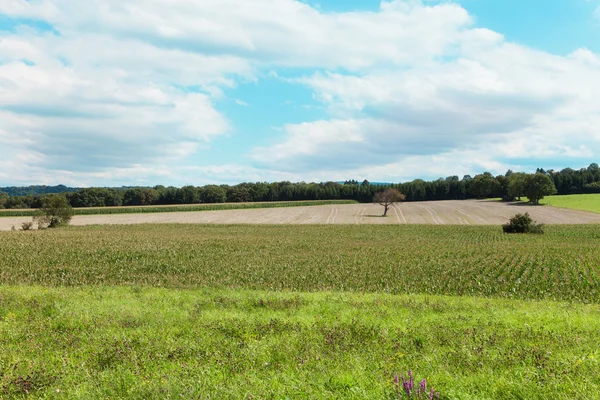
<box><xmin>2</xmin><ymin>200</ymin><xmax>600</xmax><ymax>230</ymax></box>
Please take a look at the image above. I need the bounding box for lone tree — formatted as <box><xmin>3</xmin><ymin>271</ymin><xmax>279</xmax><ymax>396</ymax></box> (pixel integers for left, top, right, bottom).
<box><xmin>374</xmin><ymin>188</ymin><xmax>406</xmax><ymax>217</ymax></box>
<box><xmin>34</xmin><ymin>194</ymin><xmax>74</xmax><ymax>228</ymax></box>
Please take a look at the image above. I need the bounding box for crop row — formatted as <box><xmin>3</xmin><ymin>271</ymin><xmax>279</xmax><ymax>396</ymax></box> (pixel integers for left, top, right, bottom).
<box><xmin>1</xmin><ymin>224</ymin><xmax>600</xmax><ymax>302</ymax></box>
<box><xmin>0</xmin><ymin>200</ymin><xmax>358</xmax><ymax>217</ymax></box>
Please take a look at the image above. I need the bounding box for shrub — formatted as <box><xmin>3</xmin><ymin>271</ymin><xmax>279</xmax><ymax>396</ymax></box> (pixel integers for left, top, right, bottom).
<box><xmin>21</xmin><ymin>221</ymin><xmax>34</xmax><ymax>231</ymax></box>
<box><xmin>502</xmin><ymin>213</ymin><xmax>544</xmax><ymax>234</ymax></box>
<box><xmin>33</xmin><ymin>195</ymin><xmax>73</xmax><ymax>229</ymax></box>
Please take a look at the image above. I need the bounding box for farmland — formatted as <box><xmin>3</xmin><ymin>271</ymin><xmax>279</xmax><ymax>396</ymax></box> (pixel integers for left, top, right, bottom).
<box><xmin>2</xmin><ymin>199</ymin><xmax>600</xmax><ymax>231</ymax></box>
<box><xmin>1</xmin><ymin>224</ymin><xmax>600</xmax><ymax>302</ymax></box>
<box><xmin>3</xmin><ymin>223</ymin><xmax>600</xmax><ymax>398</ymax></box>
<box><xmin>0</xmin><ymin>200</ymin><xmax>357</xmax><ymax>217</ymax></box>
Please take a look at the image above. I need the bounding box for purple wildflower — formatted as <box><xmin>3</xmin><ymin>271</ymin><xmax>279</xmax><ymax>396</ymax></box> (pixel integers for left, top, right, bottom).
<box><xmin>418</xmin><ymin>379</ymin><xmax>427</xmax><ymax>395</ymax></box>
<box><xmin>402</xmin><ymin>370</ymin><xmax>414</xmax><ymax>395</ymax></box>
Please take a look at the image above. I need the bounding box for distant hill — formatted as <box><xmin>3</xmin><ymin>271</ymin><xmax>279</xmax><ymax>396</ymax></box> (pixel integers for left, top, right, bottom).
<box><xmin>0</xmin><ymin>185</ymin><xmax>80</xmax><ymax>196</ymax></box>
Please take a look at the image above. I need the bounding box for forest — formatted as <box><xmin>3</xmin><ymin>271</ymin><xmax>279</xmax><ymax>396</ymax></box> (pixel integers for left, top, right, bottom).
<box><xmin>1</xmin><ymin>163</ymin><xmax>599</xmax><ymax>209</ymax></box>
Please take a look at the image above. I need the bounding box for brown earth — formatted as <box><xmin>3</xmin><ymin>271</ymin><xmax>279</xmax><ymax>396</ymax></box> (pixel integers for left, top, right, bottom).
<box><xmin>2</xmin><ymin>200</ymin><xmax>600</xmax><ymax>231</ymax></box>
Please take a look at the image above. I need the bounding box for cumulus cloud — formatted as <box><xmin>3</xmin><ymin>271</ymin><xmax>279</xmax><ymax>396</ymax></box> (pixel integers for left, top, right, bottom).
<box><xmin>255</xmin><ymin>41</ymin><xmax>600</xmax><ymax>177</ymax></box>
<box><xmin>0</xmin><ymin>0</ymin><xmax>599</xmax><ymax>185</ymax></box>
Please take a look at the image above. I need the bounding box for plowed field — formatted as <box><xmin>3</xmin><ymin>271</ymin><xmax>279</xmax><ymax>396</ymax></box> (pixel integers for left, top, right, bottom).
<box><xmin>2</xmin><ymin>200</ymin><xmax>600</xmax><ymax>230</ymax></box>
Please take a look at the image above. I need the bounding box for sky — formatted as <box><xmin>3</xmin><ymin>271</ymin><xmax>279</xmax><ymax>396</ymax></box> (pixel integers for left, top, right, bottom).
<box><xmin>1</xmin><ymin>0</ymin><xmax>600</xmax><ymax>187</ymax></box>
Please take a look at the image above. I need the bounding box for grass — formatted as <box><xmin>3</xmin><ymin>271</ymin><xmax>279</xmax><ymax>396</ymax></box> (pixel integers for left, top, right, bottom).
<box><xmin>0</xmin><ymin>200</ymin><xmax>358</xmax><ymax>217</ymax></box>
<box><xmin>540</xmin><ymin>194</ymin><xmax>600</xmax><ymax>214</ymax></box>
<box><xmin>3</xmin><ymin>223</ymin><xmax>600</xmax><ymax>398</ymax></box>
<box><xmin>2</xmin><ymin>286</ymin><xmax>600</xmax><ymax>399</ymax></box>
<box><xmin>1</xmin><ymin>224</ymin><xmax>600</xmax><ymax>302</ymax></box>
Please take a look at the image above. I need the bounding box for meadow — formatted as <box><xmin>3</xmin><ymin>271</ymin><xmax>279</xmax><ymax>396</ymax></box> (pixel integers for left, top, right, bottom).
<box><xmin>2</xmin><ymin>287</ymin><xmax>599</xmax><ymax>399</ymax></box>
<box><xmin>2</xmin><ymin>224</ymin><xmax>600</xmax><ymax>398</ymax></box>
<box><xmin>540</xmin><ymin>193</ymin><xmax>600</xmax><ymax>214</ymax></box>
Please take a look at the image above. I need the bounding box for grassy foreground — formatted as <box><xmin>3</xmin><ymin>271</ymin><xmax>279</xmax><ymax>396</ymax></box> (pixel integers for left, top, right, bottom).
<box><xmin>0</xmin><ymin>200</ymin><xmax>357</xmax><ymax>217</ymax></box>
<box><xmin>1</xmin><ymin>287</ymin><xmax>600</xmax><ymax>399</ymax></box>
<box><xmin>540</xmin><ymin>194</ymin><xmax>600</xmax><ymax>214</ymax></box>
<box><xmin>1</xmin><ymin>224</ymin><xmax>600</xmax><ymax>302</ymax></box>
<box><xmin>2</xmin><ymin>224</ymin><xmax>600</xmax><ymax>398</ymax></box>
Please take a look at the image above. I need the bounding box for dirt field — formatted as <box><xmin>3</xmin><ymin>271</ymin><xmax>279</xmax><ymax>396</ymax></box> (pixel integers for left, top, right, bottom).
<box><xmin>2</xmin><ymin>200</ymin><xmax>600</xmax><ymax>231</ymax></box>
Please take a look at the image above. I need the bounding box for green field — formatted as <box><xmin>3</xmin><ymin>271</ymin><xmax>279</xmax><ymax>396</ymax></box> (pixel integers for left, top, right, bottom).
<box><xmin>0</xmin><ymin>200</ymin><xmax>358</xmax><ymax>217</ymax></box>
<box><xmin>2</xmin><ymin>224</ymin><xmax>600</xmax><ymax>398</ymax></box>
<box><xmin>540</xmin><ymin>194</ymin><xmax>600</xmax><ymax>214</ymax></box>
<box><xmin>2</xmin><ymin>224</ymin><xmax>599</xmax><ymax>302</ymax></box>
<box><xmin>2</xmin><ymin>287</ymin><xmax>599</xmax><ymax>399</ymax></box>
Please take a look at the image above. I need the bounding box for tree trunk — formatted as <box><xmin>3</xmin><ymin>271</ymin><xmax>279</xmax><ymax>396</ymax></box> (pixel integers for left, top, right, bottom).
<box><xmin>383</xmin><ymin>204</ymin><xmax>389</xmax><ymax>217</ymax></box>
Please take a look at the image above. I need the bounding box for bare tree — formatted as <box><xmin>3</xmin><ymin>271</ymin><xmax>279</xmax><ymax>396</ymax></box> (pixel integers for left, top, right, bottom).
<box><xmin>373</xmin><ymin>188</ymin><xmax>406</xmax><ymax>217</ymax></box>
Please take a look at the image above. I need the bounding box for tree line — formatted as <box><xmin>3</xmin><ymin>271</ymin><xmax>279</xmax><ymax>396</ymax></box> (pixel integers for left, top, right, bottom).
<box><xmin>0</xmin><ymin>184</ymin><xmax>77</xmax><ymax>197</ymax></box>
<box><xmin>1</xmin><ymin>163</ymin><xmax>599</xmax><ymax>209</ymax></box>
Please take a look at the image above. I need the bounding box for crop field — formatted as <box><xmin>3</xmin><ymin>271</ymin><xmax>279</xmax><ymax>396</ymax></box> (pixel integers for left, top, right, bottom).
<box><xmin>0</xmin><ymin>200</ymin><xmax>357</xmax><ymax>217</ymax></box>
<box><xmin>540</xmin><ymin>193</ymin><xmax>600</xmax><ymax>214</ymax></box>
<box><xmin>3</xmin><ymin>224</ymin><xmax>600</xmax><ymax>398</ymax></box>
<box><xmin>2</xmin><ymin>199</ymin><xmax>600</xmax><ymax>231</ymax></box>
<box><xmin>2</xmin><ymin>224</ymin><xmax>600</xmax><ymax>302</ymax></box>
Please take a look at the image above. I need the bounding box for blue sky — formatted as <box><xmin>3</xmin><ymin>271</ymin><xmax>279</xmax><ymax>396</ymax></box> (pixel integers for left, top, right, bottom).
<box><xmin>1</xmin><ymin>0</ymin><xmax>600</xmax><ymax>187</ymax></box>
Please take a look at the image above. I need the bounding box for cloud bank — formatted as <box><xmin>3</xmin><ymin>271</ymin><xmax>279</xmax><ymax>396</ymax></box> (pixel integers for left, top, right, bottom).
<box><xmin>1</xmin><ymin>0</ymin><xmax>599</xmax><ymax>185</ymax></box>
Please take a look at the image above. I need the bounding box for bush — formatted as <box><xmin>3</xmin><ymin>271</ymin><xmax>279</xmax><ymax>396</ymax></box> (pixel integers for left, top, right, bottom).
<box><xmin>21</xmin><ymin>221</ymin><xmax>34</xmax><ymax>231</ymax></box>
<box><xmin>33</xmin><ymin>195</ymin><xmax>73</xmax><ymax>229</ymax></box>
<box><xmin>502</xmin><ymin>213</ymin><xmax>544</xmax><ymax>234</ymax></box>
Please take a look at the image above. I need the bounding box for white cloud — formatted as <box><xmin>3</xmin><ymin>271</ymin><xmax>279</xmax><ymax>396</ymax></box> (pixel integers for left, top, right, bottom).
<box><xmin>0</xmin><ymin>0</ymin><xmax>599</xmax><ymax>186</ymax></box>
<box><xmin>1</xmin><ymin>0</ymin><xmax>475</xmax><ymax>69</ymax></box>
<box><xmin>255</xmin><ymin>40</ymin><xmax>600</xmax><ymax>177</ymax></box>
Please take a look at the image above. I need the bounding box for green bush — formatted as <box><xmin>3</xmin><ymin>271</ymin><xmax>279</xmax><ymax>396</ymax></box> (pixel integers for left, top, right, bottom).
<box><xmin>33</xmin><ymin>195</ymin><xmax>73</xmax><ymax>228</ymax></box>
<box><xmin>502</xmin><ymin>213</ymin><xmax>544</xmax><ymax>234</ymax></box>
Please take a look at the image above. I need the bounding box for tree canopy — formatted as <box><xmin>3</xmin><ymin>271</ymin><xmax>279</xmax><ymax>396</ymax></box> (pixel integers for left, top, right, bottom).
<box><xmin>373</xmin><ymin>188</ymin><xmax>406</xmax><ymax>217</ymax></box>
<box><xmin>524</xmin><ymin>173</ymin><xmax>558</xmax><ymax>205</ymax></box>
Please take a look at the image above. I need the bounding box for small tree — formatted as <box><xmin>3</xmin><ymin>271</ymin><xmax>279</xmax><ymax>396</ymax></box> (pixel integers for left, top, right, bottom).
<box><xmin>34</xmin><ymin>195</ymin><xmax>74</xmax><ymax>228</ymax></box>
<box><xmin>374</xmin><ymin>188</ymin><xmax>406</xmax><ymax>217</ymax></box>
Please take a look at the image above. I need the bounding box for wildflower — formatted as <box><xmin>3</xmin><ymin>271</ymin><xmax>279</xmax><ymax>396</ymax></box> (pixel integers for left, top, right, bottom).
<box><xmin>402</xmin><ymin>370</ymin><xmax>414</xmax><ymax>396</ymax></box>
<box><xmin>418</xmin><ymin>379</ymin><xmax>426</xmax><ymax>395</ymax></box>
<box><xmin>394</xmin><ymin>371</ymin><xmax>440</xmax><ymax>399</ymax></box>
